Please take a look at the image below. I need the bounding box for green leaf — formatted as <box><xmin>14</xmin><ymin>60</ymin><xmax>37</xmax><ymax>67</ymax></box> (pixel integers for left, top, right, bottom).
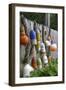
<box><xmin>30</xmin><ymin>59</ymin><xmax>58</xmax><ymax>77</ymax></box>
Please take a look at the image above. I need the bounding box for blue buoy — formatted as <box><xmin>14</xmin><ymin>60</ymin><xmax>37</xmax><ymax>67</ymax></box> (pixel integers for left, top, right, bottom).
<box><xmin>30</xmin><ymin>30</ymin><xmax>36</xmax><ymax>40</ymax></box>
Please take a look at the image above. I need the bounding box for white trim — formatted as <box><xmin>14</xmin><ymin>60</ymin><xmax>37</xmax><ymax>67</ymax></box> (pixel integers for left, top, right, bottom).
<box><xmin>15</xmin><ymin>6</ymin><xmax>63</xmax><ymax>84</ymax></box>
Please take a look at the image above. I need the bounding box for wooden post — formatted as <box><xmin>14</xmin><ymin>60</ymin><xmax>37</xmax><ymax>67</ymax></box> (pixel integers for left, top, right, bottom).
<box><xmin>47</xmin><ymin>14</ymin><xmax>50</xmax><ymax>28</ymax></box>
<box><xmin>45</xmin><ymin>13</ymin><xmax>51</xmax><ymax>35</ymax></box>
<box><xmin>45</xmin><ymin>13</ymin><xmax>50</xmax><ymax>27</ymax></box>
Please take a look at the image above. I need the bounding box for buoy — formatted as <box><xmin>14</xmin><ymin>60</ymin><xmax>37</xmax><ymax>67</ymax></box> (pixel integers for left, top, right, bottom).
<box><xmin>42</xmin><ymin>55</ymin><xmax>48</xmax><ymax>65</ymax></box>
<box><xmin>31</xmin><ymin>39</ymin><xmax>37</xmax><ymax>45</ymax></box>
<box><xmin>30</xmin><ymin>30</ymin><xmax>36</xmax><ymax>40</ymax></box>
<box><xmin>30</xmin><ymin>30</ymin><xmax>37</xmax><ymax>45</ymax></box>
<box><xmin>20</xmin><ymin>31</ymin><xmax>29</xmax><ymax>45</ymax></box>
<box><xmin>37</xmin><ymin>58</ymin><xmax>42</xmax><ymax>69</ymax></box>
<box><xmin>47</xmin><ymin>35</ymin><xmax>51</xmax><ymax>41</ymax></box>
<box><xmin>48</xmin><ymin>56</ymin><xmax>52</xmax><ymax>63</ymax></box>
<box><xmin>40</xmin><ymin>42</ymin><xmax>46</xmax><ymax>53</ymax></box>
<box><xmin>31</xmin><ymin>46</ymin><xmax>36</xmax><ymax>57</ymax></box>
<box><xmin>20</xmin><ymin>24</ymin><xmax>25</xmax><ymax>32</ymax></box>
<box><xmin>36</xmin><ymin>41</ymin><xmax>41</xmax><ymax>51</ymax></box>
<box><xmin>45</xmin><ymin>40</ymin><xmax>51</xmax><ymax>46</ymax></box>
<box><xmin>50</xmin><ymin>43</ymin><xmax>57</xmax><ymax>52</ymax></box>
<box><xmin>31</xmin><ymin>57</ymin><xmax>37</xmax><ymax>69</ymax></box>
<box><xmin>23</xmin><ymin>64</ymin><xmax>34</xmax><ymax>77</ymax></box>
<box><xmin>20</xmin><ymin>24</ymin><xmax>29</xmax><ymax>45</ymax></box>
<box><xmin>36</xmin><ymin>29</ymin><xmax>41</xmax><ymax>41</ymax></box>
<box><xmin>40</xmin><ymin>42</ymin><xmax>45</xmax><ymax>48</ymax></box>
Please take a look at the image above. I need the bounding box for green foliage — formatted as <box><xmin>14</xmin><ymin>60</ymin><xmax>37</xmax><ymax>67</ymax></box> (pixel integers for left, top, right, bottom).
<box><xmin>50</xmin><ymin>14</ymin><xmax>58</xmax><ymax>30</ymax></box>
<box><xmin>20</xmin><ymin>12</ymin><xmax>45</xmax><ymax>24</ymax></box>
<box><xmin>20</xmin><ymin>12</ymin><xmax>58</xmax><ymax>30</ymax></box>
<box><xmin>30</xmin><ymin>59</ymin><xmax>58</xmax><ymax>77</ymax></box>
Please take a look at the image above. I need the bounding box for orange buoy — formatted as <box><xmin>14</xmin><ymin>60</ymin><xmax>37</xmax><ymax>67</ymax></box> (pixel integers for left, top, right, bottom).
<box><xmin>20</xmin><ymin>31</ymin><xmax>29</xmax><ymax>45</ymax></box>
<box><xmin>31</xmin><ymin>57</ymin><xmax>37</xmax><ymax>69</ymax></box>
<box><xmin>50</xmin><ymin>43</ymin><xmax>57</xmax><ymax>52</ymax></box>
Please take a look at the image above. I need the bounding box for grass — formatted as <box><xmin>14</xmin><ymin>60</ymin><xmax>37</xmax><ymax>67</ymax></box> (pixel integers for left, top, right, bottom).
<box><xmin>30</xmin><ymin>58</ymin><xmax>58</xmax><ymax>77</ymax></box>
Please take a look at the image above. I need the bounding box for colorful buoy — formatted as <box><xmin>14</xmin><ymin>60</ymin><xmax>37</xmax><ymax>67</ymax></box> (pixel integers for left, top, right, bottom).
<box><xmin>36</xmin><ymin>41</ymin><xmax>41</xmax><ymax>51</ymax></box>
<box><xmin>40</xmin><ymin>42</ymin><xmax>45</xmax><ymax>48</ymax></box>
<box><xmin>50</xmin><ymin>43</ymin><xmax>57</xmax><ymax>52</ymax></box>
<box><xmin>31</xmin><ymin>57</ymin><xmax>37</xmax><ymax>69</ymax></box>
<box><xmin>37</xmin><ymin>57</ymin><xmax>42</xmax><ymax>69</ymax></box>
<box><xmin>36</xmin><ymin>29</ymin><xmax>41</xmax><ymax>41</ymax></box>
<box><xmin>45</xmin><ymin>40</ymin><xmax>51</xmax><ymax>46</ymax></box>
<box><xmin>42</xmin><ymin>55</ymin><xmax>48</xmax><ymax>65</ymax></box>
<box><xmin>30</xmin><ymin>30</ymin><xmax>37</xmax><ymax>45</ymax></box>
<box><xmin>30</xmin><ymin>30</ymin><xmax>36</xmax><ymax>40</ymax></box>
<box><xmin>20</xmin><ymin>31</ymin><xmax>29</xmax><ymax>45</ymax></box>
<box><xmin>31</xmin><ymin>39</ymin><xmax>37</xmax><ymax>45</ymax></box>
<box><xmin>20</xmin><ymin>24</ymin><xmax>29</xmax><ymax>45</ymax></box>
<box><xmin>30</xmin><ymin>46</ymin><xmax>36</xmax><ymax>57</ymax></box>
<box><xmin>23</xmin><ymin>64</ymin><xmax>34</xmax><ymax>77</ymax></box>
<box><xmin>40</xmin><ymin>42</ymin><xmax>46</xmax><ymax>53</ymax></box>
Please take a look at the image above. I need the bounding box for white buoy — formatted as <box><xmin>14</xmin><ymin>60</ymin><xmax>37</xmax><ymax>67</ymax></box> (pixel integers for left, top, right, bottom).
<box><xmin>42</xmin><ymin>55</ymin><xmax>48</xmax><ymax>64</ymax></box>
<box><xmin>50</xmin><ymin>43</ymin><xmax>57</xmax><ymax>52</ymax></box>
<box><xmin>51</xmin><ymin>43</ymin><xmax>57</xmax><ymax>48</ymax></box>
<box><xmin>45</xmin><ymin>40</ymin><xmax>51</xmax><ymax>46</ymax></box>
<box><xmin>31</xmin><ymin>39</ymin><xmax>37</xmax><ymax>45</ymax></box>
<box><xmin>40</xmin><ymin>42</ymin><xmax>45</xmax><ymax>48</ymax></box>
<box><xmin>40</xmin><ymin>42</ymin><xmax>46</xmax><ymax>53</ymax></box>
<box><xmin>23</xmin><ymin>64</ymin><xmax>34</xmax><ymax>77</ymax></box>
<box><xmin>41</xmin><ymin>48</ymin><xmax>46</xmax><ymax>53</ymax></box>
<box><xmin>37</xmin><ymin>58</ymin><xmax>42</xmax><ymax>69</ymax></box>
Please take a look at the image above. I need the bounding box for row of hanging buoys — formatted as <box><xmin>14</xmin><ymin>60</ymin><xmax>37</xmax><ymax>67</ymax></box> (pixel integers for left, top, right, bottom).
<box><xmin>45</xmin><ymin>35</ymin><xmax>57</xmax><ymax>63</ymax></box>
<box><xmin>20</xmin><ymin>19</ymin><xmax>57</xmax><ymax>77</ymax></box>
<box><xmin>30</xmin><ymin>24</ymin><xmax>44</xmax><ymax>68</ymax></box>
<box><xmin>20</xmin><ymin>25</ymin><xmax>29</xmax><ymax>45</ymax></box>
<box><xmin>30</xmin><ymin>22</ymin><xmax>48</xmax><ymax>67</ymax></box>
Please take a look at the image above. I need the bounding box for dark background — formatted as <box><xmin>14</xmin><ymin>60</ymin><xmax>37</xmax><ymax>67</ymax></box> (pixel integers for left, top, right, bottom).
<box><xmin>20</xmin><ymin>12</ymin><xmax>58</xmax><ymax>30</ymax></box>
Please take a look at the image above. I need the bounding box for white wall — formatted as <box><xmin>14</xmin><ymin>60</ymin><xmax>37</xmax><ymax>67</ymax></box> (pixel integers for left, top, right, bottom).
<box><xmin>0</xmin><ymin>0</ymin><xmax>66</xmax><ymax>90</ymax></box>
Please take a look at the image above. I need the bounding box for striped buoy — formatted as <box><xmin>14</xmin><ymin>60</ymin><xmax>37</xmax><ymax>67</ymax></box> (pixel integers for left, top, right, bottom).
<box><xmin>40</xmin><ymin>42</ymin><xmax>46</xmax><ymax>53</ymax></box>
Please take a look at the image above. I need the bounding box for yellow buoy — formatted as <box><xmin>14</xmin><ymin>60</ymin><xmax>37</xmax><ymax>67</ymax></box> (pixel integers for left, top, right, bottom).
<box><xmin>36</xmin><ymin>29</ymin><xmax>41</xmax><ymax>41</ymax></box>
